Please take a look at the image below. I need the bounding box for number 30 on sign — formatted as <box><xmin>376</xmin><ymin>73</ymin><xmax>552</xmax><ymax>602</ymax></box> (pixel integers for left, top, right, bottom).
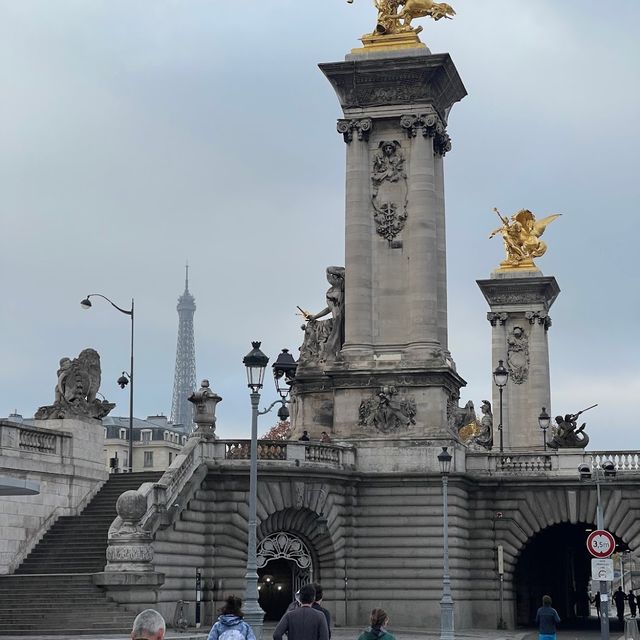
<box><xmin>587</xmin><ymin>529</ymin><xmax>616</xmax><ymax>558</ymax></box>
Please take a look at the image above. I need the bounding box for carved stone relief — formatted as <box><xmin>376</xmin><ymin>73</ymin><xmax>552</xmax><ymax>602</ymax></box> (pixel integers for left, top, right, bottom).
<box><xmin>487</xmin><ymin>312</ymin><xmax>508</xmax><ymax>326</ymax></box>
<box><xmin>371</xmin><ymin>140</ymin><xmax>408</xmax><ymax>242</ymax></box>
<box><xmin>525</xmin><ymin>310</ymin><xmax>552</xmax><ymax>330</ymax></box>
<box><xmin>507</xmin><ymin>326</ymin><xmax>529</xmax><ymax>384</ymax></box>
<box><xmin>358</xmin><ymin>386</ymin><xmax>416</xmax><ymax>433</ymax></box>
<box><xmin>337</xmin><ymin>118</ymin><xmax>372</xmax><ymax>143</ymax></box>
<box><xmin>400</xmin><ymin>111</ymin><xmax>451</xmax><ymax>156</ymax></box>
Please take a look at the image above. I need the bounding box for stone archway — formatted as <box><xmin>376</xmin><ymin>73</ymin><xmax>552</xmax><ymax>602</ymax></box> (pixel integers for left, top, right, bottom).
<box><xmin>257</xmin><ymin>532</ymin><xmax>314</xmax><ymax>621</ymax></box>
<box><xmin>513</xmin><ymin>522</ymin><xmax>629</xmax><ymax>629</ymax></box>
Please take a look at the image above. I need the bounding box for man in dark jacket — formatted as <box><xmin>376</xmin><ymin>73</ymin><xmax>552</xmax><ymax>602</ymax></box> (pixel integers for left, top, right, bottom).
<box><xmin>311</xmin><ymin>583</ymin><xmax>331</xmax><ymax>638</ymax></box>
<box><xmin>273</xmin><ymin>584</ymin><xmax>328</xmax><ymax>640</ymax></box>
<box><xmin>535</xmin><ymin>595</ymin><xmax>560</xmax><ymax>640</ymax></box>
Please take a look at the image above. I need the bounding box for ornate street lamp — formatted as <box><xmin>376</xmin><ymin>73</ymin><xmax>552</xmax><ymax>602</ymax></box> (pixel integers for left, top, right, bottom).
<box><xmin>492</xmin><ymin>360</ymin><xmax>509</xmax><ymax>453</ymax></box>
<box><xmin>81</xmin><ymin>294</ymin><xmax>135</xmax><ymax>472</ymax></box>
<box><xmin>272</xmin><ymin>348</ymin><xmax>297</xmax><ymax>401</ymax></box>
<box><xmin>437</xmin><ymin>446</ymin><xmax>454</xmax><ymax>640</ymax></box>
<box><xmin>242</xmin><ymin>341</ymin><xmax>269</xmax><ymax>639</ymax></box>
<box><xmin>538</xmin><ymin>407</ymin><xmax>551</xmax><ymax>451</ymax></box>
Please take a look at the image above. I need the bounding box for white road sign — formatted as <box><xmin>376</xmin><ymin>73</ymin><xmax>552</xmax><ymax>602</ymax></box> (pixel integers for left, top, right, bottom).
<box><xmin>592</xmin><ymin>558</ymin><xmax>614</xmax><ymax>581</ymax></box>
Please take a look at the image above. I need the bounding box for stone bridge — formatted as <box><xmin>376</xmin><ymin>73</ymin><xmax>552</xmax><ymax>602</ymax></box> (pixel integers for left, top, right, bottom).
<box><xmin>100</xmin><ymin>436</ymin><xmax>640</xmax><ymax>630</ymax></box>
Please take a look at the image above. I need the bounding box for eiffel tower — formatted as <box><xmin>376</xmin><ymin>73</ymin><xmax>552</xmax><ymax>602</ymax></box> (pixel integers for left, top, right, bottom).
<box><xmin>170</xmin><ymin>264</ymin><xmax>196</xmax><ymax>431</ymax></box>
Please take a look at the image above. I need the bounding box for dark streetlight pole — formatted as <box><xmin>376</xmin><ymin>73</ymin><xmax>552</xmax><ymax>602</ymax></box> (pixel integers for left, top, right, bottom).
<box><xmin>492</xmin><ymin>360</ymin><xmax>509</xmax><ymax>453</ymax></box>
<box><xmin>538</xmin><ymin>407</ymin><xmax>551</xmax><ymax>451</ymax></box>
<box><xmin>81</xmin><ymin>294</ymin><xmax>134</xmax><ymax>472</ymax></box>
<box><xmin>438</xmin><ymin>446</ymin><xmax>454</xmax><ymax>640</ymax></box>
<box><xmin>242</xmin><ymin>341</ymin><xmax>269</xmax><ymax>640</ymax></box>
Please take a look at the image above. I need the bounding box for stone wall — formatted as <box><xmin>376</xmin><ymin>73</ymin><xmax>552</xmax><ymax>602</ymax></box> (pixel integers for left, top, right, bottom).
<box><xmin>0</xmin><ymin>418</ymin><xmax>107</xmax><ymax>574</ymax></box>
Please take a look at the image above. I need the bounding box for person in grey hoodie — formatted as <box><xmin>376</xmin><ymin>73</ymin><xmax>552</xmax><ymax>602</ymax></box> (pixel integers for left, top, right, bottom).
<box><xmin>207</xmin><ymin>596</ymin><xmax>256</xmax><ymax>640</ymax></box>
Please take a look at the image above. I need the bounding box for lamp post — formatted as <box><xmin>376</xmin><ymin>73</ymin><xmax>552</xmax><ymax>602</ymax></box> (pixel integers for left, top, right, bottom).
<box><xmin>242</xmin><ymin>341</ymin><xmax>269</xmax><ymax>640</ymax></box>
<box><xmin>81</xmin><ymin>294</ymin><xmax>134</xmax><ymax>473</ymax></box>
<box><xmin>538</xmin><ymin>407</ymin><xmax>551</xmax><ymax>451</ymax></box>
<box><xmin>579</xmin><ymin>460</ymin><xmax>617</xmax><ymax>640</ymax></box>
<box><xmin>438</xmin><ymin>446</ymin><xmax>454</xmax><ymax>640</ymax></box>
<box><xmin>492</xmin><ymin>360</ymin><xmax>509</xmax><ymax>453</ymax></box>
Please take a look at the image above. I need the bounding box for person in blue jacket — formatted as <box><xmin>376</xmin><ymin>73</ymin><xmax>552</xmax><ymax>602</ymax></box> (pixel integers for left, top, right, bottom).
<box><xmin>207</xmin><ymin>595</ymin><xmax>256</xmax><ymax>640</ymax></box>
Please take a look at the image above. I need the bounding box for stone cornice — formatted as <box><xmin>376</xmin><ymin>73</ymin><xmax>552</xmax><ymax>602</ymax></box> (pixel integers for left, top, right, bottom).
<box><xmin>477</xmin><ymin>276</ymin><xmax>560</xmax><ymax>309</ymax></box>
<box><xmin>319</xmin><ymin>53</ymin><xmax>467</xmax><ymax>121</ymax></box>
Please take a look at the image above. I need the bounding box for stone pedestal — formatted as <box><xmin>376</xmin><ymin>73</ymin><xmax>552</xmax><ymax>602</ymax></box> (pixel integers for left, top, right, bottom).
<box><xmin>477</xmin><ymin>271</ymin><xmax>560</xmax><ymax>450</ymax></box>
<box><xmin>291</xmin><ymin>51</ymin><xmax>467</xmax><ymax>441</ymax></box>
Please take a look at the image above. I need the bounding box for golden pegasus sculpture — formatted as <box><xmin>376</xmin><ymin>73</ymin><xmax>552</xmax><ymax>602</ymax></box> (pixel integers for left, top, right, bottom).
<box><xmin>489</xmin><ymin>208</ymin><xmax>562</xmax><ymax>271</ymax></box>
<box><xmin>347</xmin><ymin>0</ymin><xmax>455</xmax><ymax>37</ymax></box>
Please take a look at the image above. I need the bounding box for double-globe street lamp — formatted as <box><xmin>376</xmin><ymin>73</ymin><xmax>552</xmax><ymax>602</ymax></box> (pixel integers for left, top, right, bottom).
<box><xmin>492</xmin><ymin>360</ymin><xmax>509</xmax><ymax>453</ymax></box>
<box><xmin>81</xmin><ymin>294</ymin><xmax>134</xmax><ymax>473</ymax></box>
<box><xmin>242</xmin><ymin>342</ymin><xmax>297</xmax><ymax>640</ymax></box>
<box><xmin>538</xmin><ymin>407</ymin><xmax>551</xmax><ymax>451</ymax></box>
<box><xmin>438</xmin><ymin>446</ymin><xmax>455</xmax><ymax>640</ymax></box>
<box><xmin>579</xmin><ymin>460</ymin><xmax>617</xmax><ymax>640</ymax></box>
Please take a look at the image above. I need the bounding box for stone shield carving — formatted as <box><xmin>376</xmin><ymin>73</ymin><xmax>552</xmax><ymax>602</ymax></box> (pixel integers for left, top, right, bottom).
<box><xmin>371</xmin><ymin>141</ymin><xmax>408</xmax><ymax>242</ymax></box>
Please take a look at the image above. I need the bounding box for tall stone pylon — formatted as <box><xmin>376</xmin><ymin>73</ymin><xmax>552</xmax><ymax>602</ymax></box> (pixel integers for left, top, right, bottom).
<box><xmin>292</xmin><ymin>47</ymin><xmax>467</xmax><ymax>441</ymax></box>
<box><xmin>478</xmin><ymin>270</ymin><xmax>560</xmax><ymax>450</ymax></box>
<box><xmin>170</xmin><ymin>265</ymin><xmax>197</xmax><ymax>431</ymax></box>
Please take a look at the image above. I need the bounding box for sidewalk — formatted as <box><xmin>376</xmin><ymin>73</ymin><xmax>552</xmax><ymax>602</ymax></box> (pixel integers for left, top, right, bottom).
<box><xmin>0</xmin><ymin>627</ymin><xmax>530</xmax><ymax>640</ymax></box>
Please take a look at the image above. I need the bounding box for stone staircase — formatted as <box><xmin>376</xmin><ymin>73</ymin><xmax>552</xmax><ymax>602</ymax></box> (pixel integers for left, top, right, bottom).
<box><xmin>0</xmin><ymin>471</ymin><xmax>162</xmax><ymax>635</ymax></box>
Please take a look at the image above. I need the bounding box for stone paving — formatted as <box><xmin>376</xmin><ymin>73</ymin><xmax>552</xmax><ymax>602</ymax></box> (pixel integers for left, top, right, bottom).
<box><xmin>0</xmin><ymin>622</ymin><xmax>628</xmax><ymax>640</ymax></box>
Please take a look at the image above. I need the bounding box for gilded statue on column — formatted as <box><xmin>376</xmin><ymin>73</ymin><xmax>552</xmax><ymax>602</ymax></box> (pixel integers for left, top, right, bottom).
<box><xmin>489</xmin><ymin>208</ymin><xmax>561</xmax><ymax>271</ymax></box>
<box><xmin>347</xmin><ymin>0</ymin><xmax>455</xmax><ymax>50</ymax></box>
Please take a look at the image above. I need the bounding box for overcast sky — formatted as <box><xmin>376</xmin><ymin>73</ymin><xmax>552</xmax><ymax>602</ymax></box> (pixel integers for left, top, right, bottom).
<box><xmin>1</xmin><ymin>1</ymin><xmax>638</xmax><ymax>451</ymax></box>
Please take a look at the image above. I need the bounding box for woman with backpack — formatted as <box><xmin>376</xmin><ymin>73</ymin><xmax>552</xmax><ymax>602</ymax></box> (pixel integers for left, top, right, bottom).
<box><xmin>207</xmin><ymin>595</ymin><xmax>256</xmax><ymax>640</ymax></box>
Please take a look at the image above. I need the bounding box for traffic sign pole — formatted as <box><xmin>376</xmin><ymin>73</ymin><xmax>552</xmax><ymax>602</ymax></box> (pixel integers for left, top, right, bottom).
<box><xmin>596</xmin><ymin>491</ymin><xmax>609</xmax><ymax>640</ymax></box>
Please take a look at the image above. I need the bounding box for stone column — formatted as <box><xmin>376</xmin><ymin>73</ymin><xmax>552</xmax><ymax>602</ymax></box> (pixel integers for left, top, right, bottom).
<box><xmin>338</xmin><ymin>118</ymin><xmax>374</xmax><ymax>357</ymax></box>
<box><xmin>401</xmin><ymin>112</ymin><xmax>440</xmax><ymax>357</ymax></box>
<box><xmin>434</xmin><ymin>132</ymin><xmax>451</xmax><ymax>352</ymax></box>
<box><xmin>478</xmin><ymin>273</ymin><xmax>560</xmax><ymax>450</ymax></box>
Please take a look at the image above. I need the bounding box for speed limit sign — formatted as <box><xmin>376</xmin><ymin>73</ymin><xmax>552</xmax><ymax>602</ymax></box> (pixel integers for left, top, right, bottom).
<box><xmin>587</xmin><ymin>529</ymin><xmax>616</xmax><ymax>558</ymax></box>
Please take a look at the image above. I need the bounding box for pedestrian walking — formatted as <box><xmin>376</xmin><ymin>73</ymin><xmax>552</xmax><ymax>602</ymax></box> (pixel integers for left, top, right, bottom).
<box><xmin>310</xmin><ymin>582</ymin><xmax>332</xmax><ymax>638</ymax></box>
<box><xmin>614</xmin><ymin>586</ymin><xmax>627</xmax><ymax>624</ymax></box>
<box><xmin>535</xmin><ymin>595</ymin><xmax>560</xmax><ymax>640</ymax></box>
<box><xmin>131</xmin><ymin>609</ymin><xmax>166</xmax><ymax>640</ymax></box>
<box><xmin>592</xmin><ymin>591</ymin><xmax>601</xmax><ymax>618</ymax></box>
<box><xmin>629</xmin><ymin>590</ymin><xmax>637</xmax><ymax>618</ymax></box>
<box><xmin>356</xmin><ymin>608</ymin><xmax>395</xmax><ymax>640</ymax></box>
<box><xmin>273</xmin><ymin>583</ymin><xmax>328</xmax><ymax>640</ymax></box>
<box><xmin>207</xmin><ymin>595</ymin><xmax>256</xmax><ymax>640</ymax></box>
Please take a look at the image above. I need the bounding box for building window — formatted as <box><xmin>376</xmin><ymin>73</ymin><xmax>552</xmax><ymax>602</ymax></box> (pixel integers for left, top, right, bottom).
<box><xmin>169</xmin><ymin>452</ymin><xmax>173</xmax><ymax>464</ymax></box>
<box><xmin>144</xmin><ymin>451</ymin><xmax>153</xmax><ymax>468</ymax></box>
<box><xmin>182</xmin><ymin>436</ymin><xmax>187</xmax><ymax>445</ymax></box>
<box><xmin>119</xmin><ymin>428</ymin><xmax>127</xmax><ymax>440</ymax></box>
<box><xmin>141</xmin><ymin>430</ymin><xmax>152</xmax><ymax>443</ymax></box>
<box><xmin>164</xmin><ymin>431</ymin><xmax>170</xmax><ymax>441</ymax></box>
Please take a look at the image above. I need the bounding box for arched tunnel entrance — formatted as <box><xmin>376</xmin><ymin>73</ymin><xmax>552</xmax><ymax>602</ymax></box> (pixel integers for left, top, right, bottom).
<box><xmin>514</xmin><ymin>522</ymin><xmax>628</xmax><ymax>629</ymax></box>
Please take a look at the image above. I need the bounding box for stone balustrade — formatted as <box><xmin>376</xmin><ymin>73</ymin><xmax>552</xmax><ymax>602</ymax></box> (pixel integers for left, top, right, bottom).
<box><xmin>589</xmin><ymin>451</ymin><xmax>640</xmax><ymax>470</ymax></box>
<box><xmin>220</xmin><ymin>439</ymin><xmax>356</xmax><ymax>468</ymax></box>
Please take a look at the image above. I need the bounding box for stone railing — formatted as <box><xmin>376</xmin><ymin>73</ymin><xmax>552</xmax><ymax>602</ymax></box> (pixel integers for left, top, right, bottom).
<box><xmin>467</xmin><ymin>449</ymin><xmax>640</xmax><ymax>476</ymax></box>
<box><xmin>221</xmin><ymin>440</ymin><xmax>356</xmax><ymax>469</ymax></box>
<box><xmin>466</xmin><ymin>451</ymin><xmax>554</xmax><ymax>474</ymax></box>
<box><xmin>0</xmin><ymin>420</ymin><xmax>71</xmax><ymax>458</ymax></box>
<box><xmin>588</xmin><ymin>451</ymin><xmax>640</xmax><ymax>471</ymax></box>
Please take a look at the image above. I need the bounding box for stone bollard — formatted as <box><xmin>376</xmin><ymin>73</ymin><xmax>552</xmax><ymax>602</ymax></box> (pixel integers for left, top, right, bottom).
<box><xmin>104</xmin><ymin>490</ymin><xmax>154</xmax><ymax>572</ymax></box>
<box><xmin>188</xmin><ymin>379</ymin><xmax>222</xmax><ymax>440</ymax></box>
<box><xmin>626</xmin><ymin>617</ymin><xmax>640</xmax><ymax>640</ymax></box>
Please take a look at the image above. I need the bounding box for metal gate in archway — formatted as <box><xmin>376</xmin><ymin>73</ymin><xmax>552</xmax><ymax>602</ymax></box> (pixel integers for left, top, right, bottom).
<box><xmin>257</xmin><ymin>532</ymin><xmax>314</xmax><ymax>620</ymax></box>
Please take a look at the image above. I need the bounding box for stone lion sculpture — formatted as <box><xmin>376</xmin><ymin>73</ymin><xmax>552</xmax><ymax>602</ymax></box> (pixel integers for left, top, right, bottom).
<box><xmin>35</xmin><ymin>348</ymin><xmax>114</xmax><ymax>420</ymax></box>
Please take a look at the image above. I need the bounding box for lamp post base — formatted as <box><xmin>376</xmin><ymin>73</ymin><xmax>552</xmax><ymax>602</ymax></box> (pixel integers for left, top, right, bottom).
<box><xmin>243</xmin><ymin>604</ymin><xmax>265</xmax><ymax>640</ymax></box>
